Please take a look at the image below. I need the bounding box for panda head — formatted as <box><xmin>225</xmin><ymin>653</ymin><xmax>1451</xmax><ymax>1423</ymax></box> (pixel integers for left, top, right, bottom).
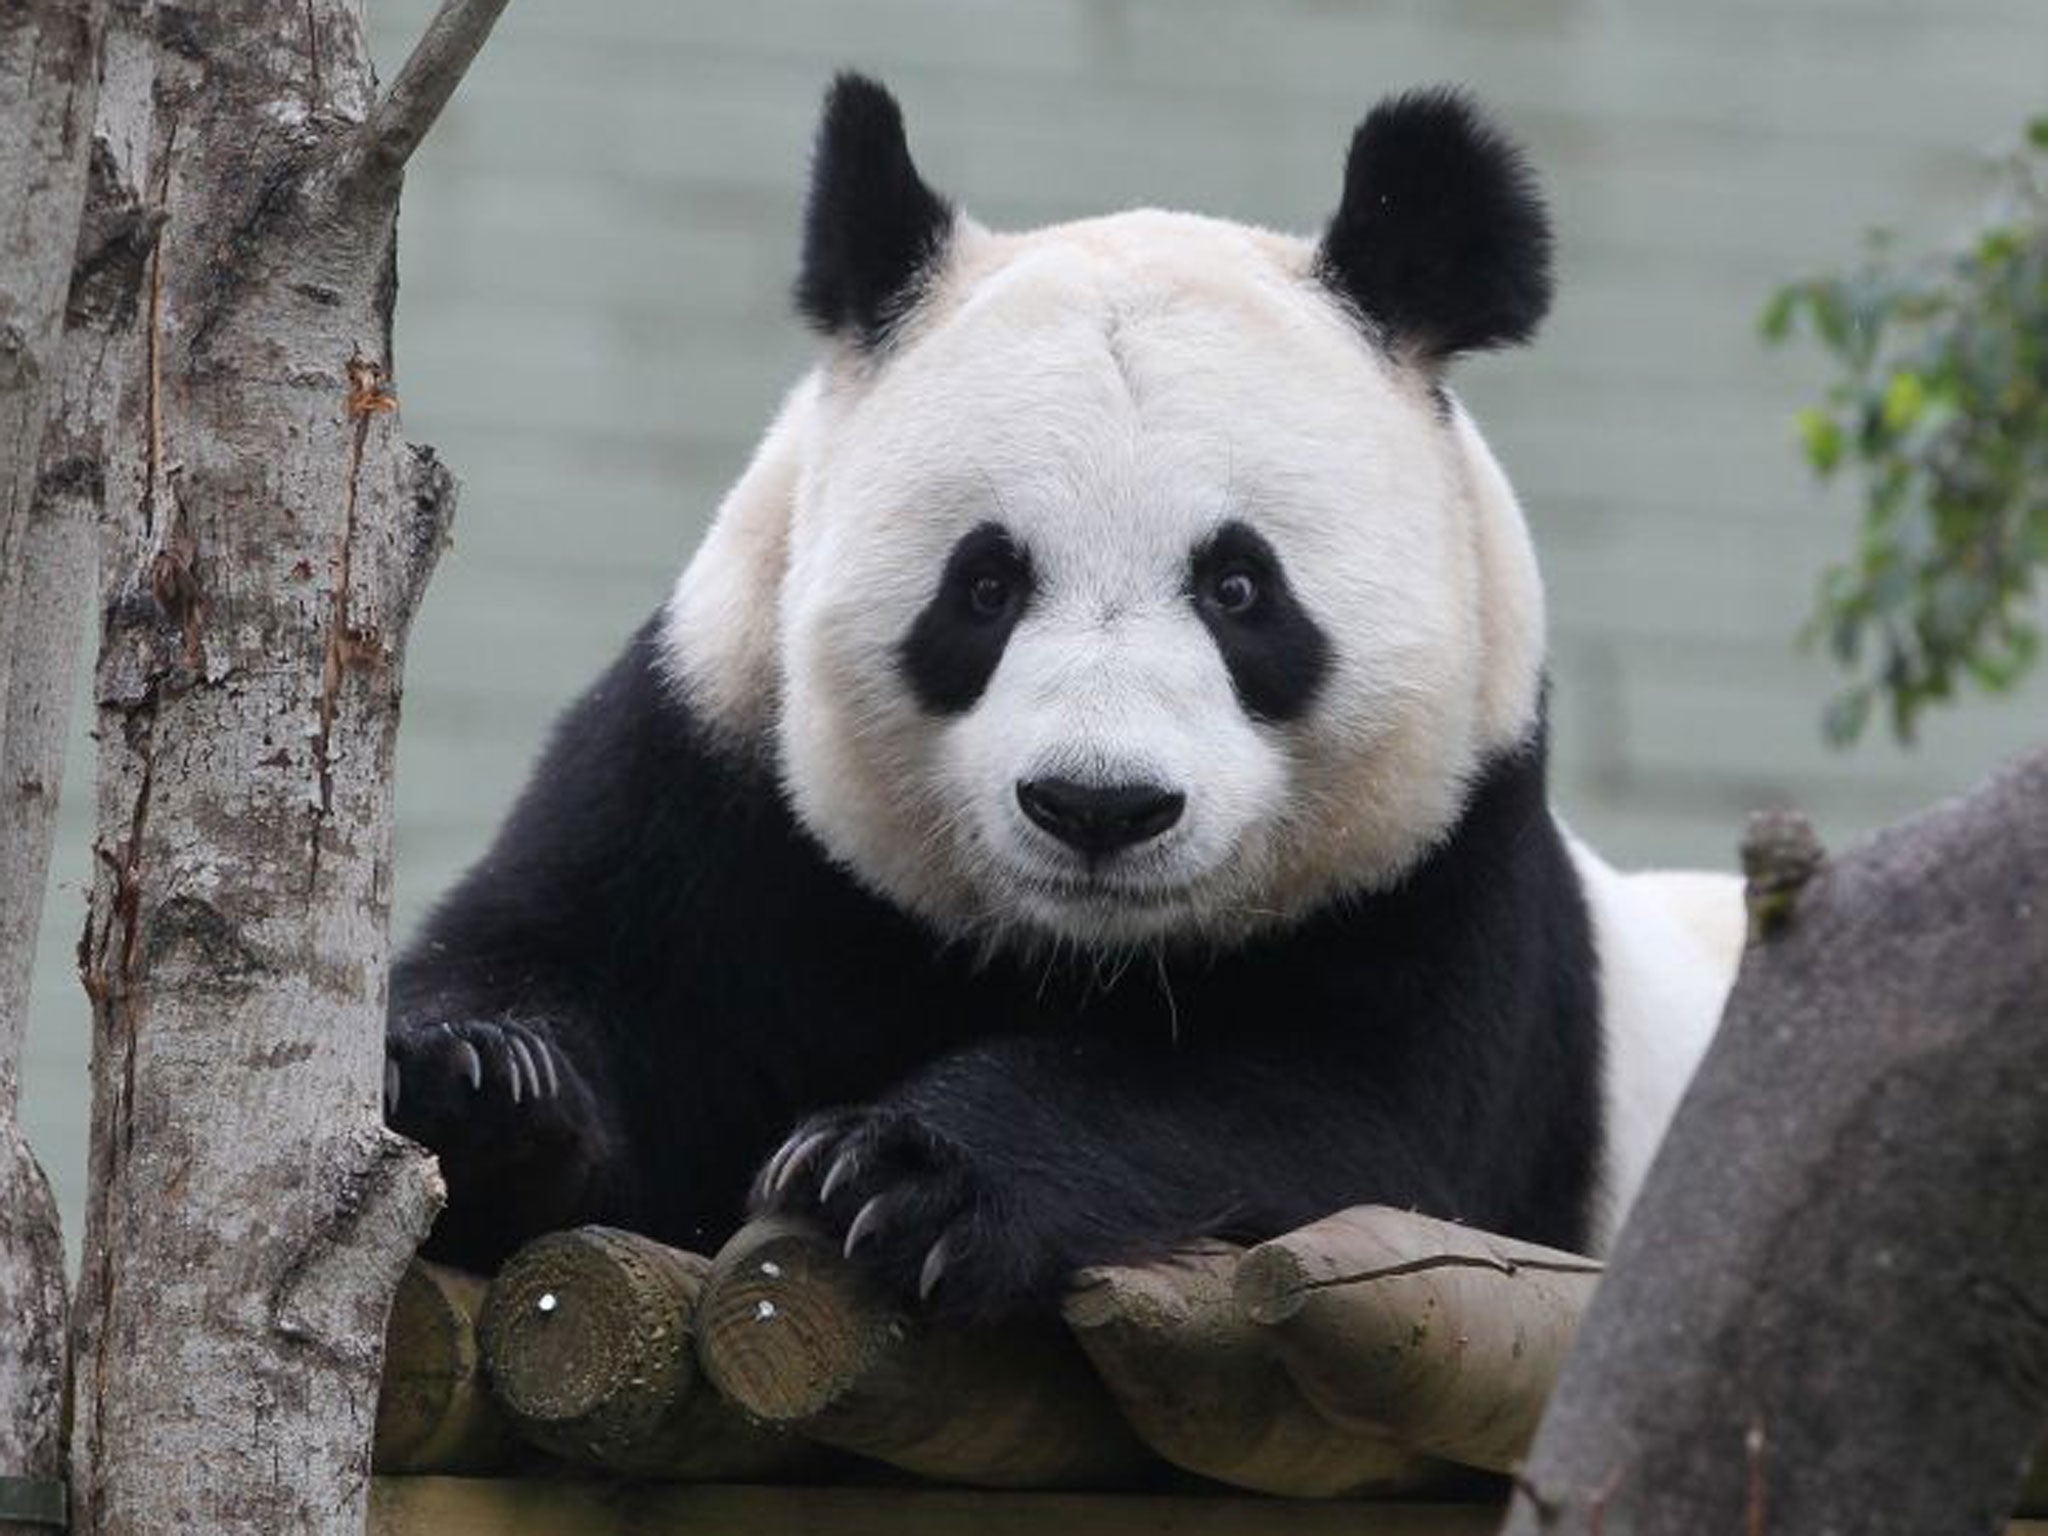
<box><xmin>666</xmin><ymin>75</ymin><xmax>1554</xmax><ymax>952</ymax></box>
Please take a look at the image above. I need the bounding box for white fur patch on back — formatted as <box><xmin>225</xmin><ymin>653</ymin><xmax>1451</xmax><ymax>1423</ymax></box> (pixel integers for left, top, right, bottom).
<box><xmin>1568</xmin><ymin>836</ymin><xmax>1743</xmax><ymax>1247</ymax></box>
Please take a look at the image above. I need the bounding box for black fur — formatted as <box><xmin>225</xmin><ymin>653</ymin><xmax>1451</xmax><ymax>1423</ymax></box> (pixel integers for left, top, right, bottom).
<box><xmin>1317</xmin><ymin>87</ymin><xmax>1553</xmax><ymax>361</ymax></box>
<box><xmin>1188</xmin><ymin>521</ymin><xmax>1332</xmax><ymax>723</ymax></box>
<box><xmin>388</xmin><ymin>618</ymin><xmax>1601</xmax><ymax>1315</ymax></box>
<box><xmin>794</xmin><ymin>73</ymin><xmax>954</xmax><ymax>345</ymax></box>
<box><xmin>899</xmin><ymin>523</ymin><xmax>1035</xmax><ymax>715</ymax></box>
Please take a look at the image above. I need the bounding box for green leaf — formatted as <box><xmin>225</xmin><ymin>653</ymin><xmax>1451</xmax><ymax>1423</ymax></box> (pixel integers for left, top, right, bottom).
<box><xmin>1965</xmin><ymin>648</ymin><xmax>2025</xmax><ymax>691</ymax></box>
<box><xmin>1797</xmin><ymin>407</ymin><xmax>1844</xmax><ymax>474</ymax></box>
<box><xmin>1977</xmin><ymin>227</ymin><xmax>2024</xmax><ymax>266</ymax></box>
<box><xmin>1881</xmin><ymin>370</ymin><xmax>1928</xmax><ymax>431</ymax></box>
<box><xmin>1759</xmin><ymin>287</ymin><xmax>1798</xmax><ymax>343</ymax></box>
<box><xmin>2028</xmin><ymin>116</ymin><xmax>2048</xmax><ymax>151</ymax></box>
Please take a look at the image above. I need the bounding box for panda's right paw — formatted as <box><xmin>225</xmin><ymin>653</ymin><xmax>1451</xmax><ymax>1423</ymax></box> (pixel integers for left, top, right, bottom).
<box><xmin>384</xmin><ymin>1018</ymin><xmax>586</xmax><ymax>1162</ymax></box>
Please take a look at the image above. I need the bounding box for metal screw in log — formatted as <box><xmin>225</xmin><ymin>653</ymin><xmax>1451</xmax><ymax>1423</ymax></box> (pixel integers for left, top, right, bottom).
<box><xmin>478</xmin><ymin>1225</ymin><xmax>810</xmax><ymax>1478</ymax></box>
<box><xmin>1236</xmin><ymin>1206</ymin><xmax>1603</xmax><ymax>1474</ymax></box>
<box><xmin>1064</xmin><ymin>1240</ymin><xmax>1450</xmax><ymax>1497</ymax></box>
<box><xmin>373</xmin><ymin>1260</ymin><xmax>520</xmax><ymax>1473</ymax></box>
<box><xmin>694</xmin><ymin>1215</ymin><xmax>1152</xmax><ymax>1488</ymax></box>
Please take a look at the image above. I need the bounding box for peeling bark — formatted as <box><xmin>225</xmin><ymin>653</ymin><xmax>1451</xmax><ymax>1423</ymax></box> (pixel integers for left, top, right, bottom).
<box><xmin>0</xmin><ymin>1</ymin><xmax>112</xmax><ymax>1527</ymax></box>
<box><xmin>62</xmin><ymin>2</ymin><xmax>504</xmax><ymax>1531</ymax></box>
<box><xmin>1503</xmin><ymin>747</ymin><xmax>2048</xmax><ymax>1536</ymax></box>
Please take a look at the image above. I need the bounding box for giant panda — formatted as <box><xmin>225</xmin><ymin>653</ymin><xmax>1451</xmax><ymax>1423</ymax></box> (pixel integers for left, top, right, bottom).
<box><xmin>385</xmin><ymin>75</ymin><xmax>1744</xmax><ymax>1316</ymax></box>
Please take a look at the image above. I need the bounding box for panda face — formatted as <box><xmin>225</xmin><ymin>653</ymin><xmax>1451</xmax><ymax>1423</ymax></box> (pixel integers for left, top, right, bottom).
<box><xmin>666</xmin><ymin>79</ymin><xmax>1552</xmax><ymax>954</ymax></box>
<box><xmin>774</xmin><ymin>213</ymin><xmax>1526</xmax><ymax>950</ymax></box>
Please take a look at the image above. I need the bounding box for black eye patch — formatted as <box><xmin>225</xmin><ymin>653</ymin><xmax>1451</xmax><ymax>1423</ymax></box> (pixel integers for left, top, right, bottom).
<box><xmin>1188</xmin><ymin>521</ymin><xmax>1331</xmax><ymax>723</ymax></box>
<box><xmin>899</xmin><ymin>523</ymin><xmax>1035</xmax><ymax>715</ymax></box>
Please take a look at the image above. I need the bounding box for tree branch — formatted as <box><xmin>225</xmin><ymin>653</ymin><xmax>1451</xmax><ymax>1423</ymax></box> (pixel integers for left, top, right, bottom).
<box><xmin>356</xmin><ymin>0</ymin><xmax>511</xmax><ymax>182</ymax></box>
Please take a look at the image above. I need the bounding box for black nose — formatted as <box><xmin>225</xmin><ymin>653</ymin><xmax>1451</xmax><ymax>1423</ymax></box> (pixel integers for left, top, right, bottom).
<box><xmin>1016</xmin><ymin>778</ymin><xmax>1186</xmax><ymax>859</ymax></box>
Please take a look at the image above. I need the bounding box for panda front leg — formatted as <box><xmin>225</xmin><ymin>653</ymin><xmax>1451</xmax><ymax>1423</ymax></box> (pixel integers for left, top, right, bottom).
<box><xmin>386</xmin><ymin>1013</ymin><xmax>633</xmax><ymax>1270</ymax></box>
<box><xmin>751</xmin><ymin>1036</ymin><xmax>1432</xmax><ymax>1319</ymax></box>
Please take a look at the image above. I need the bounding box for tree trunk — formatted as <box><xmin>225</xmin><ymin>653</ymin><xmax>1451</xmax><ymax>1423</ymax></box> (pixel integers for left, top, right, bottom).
<box><xmin>1503</xmin><ymin>748</ymin><xmax>2048</xmax><ymax>1536</ymax></box>
<box><xmin>0</xmin><ymin>1</ymin><xmax>112</xmax><ymax>1527</ymax></box>
<box><xmin>65</xmin><ymin>2</ymin><xmax>505</xmax><ymax>1531</ymax></box>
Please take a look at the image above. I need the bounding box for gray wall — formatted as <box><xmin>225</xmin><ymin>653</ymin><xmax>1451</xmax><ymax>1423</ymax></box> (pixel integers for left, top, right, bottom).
<box><xmin>21</xmin><ymin>0</ymin><xmax>2048</xmax><ymax>1247</ymax></box>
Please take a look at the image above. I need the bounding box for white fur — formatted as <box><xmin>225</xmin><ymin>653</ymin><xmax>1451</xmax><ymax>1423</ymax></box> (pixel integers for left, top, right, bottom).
<box><xmin>671</xmin><ymin>209</ymin><xmax>1548</xmax><ymax>947</ymax></box>
<box><xmin>1568</xmin><ymin>837</ymin><xmax>1744</xmax><ymax>1244</ymax></box>
<box><xmin>661</xmin><ymin>374</ymin><xmax>817</xmax><ymax>749</ymax></box>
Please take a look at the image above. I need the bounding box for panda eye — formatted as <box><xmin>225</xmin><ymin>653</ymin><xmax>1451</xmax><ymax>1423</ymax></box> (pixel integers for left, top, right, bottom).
<box><xmin>1209</xmin><ymin>569</ymin><xmax>1261</xmax><ymax>616</ymax></box>
<box><xmin>966</xmin><ymin>571</ymin><xmax>1014</xmax><ymax>619</ymax></box>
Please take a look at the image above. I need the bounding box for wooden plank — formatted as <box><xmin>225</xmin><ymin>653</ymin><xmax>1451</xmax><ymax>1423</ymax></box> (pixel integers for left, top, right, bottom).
<box><xmin>368</xmin><ymin>1479</ymin><xmax>1503</xmax><ymax>1535</ymax></box>
<box><xmin>366</xmin><ymin>1480</ymin><xmax>2048</xmax><ymax>1536</ymax></box>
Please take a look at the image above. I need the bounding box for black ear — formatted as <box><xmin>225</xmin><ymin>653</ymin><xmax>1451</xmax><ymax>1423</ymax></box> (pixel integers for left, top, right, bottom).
<box><xmin>795</xmin><ymin>74</ymin><xmax>955</xmax><ymax>345</ymax></box>
<box><xmin>1316</xmin><ymin>88</ymin><xmax>1553</xmax><ymax>362</ymax></box>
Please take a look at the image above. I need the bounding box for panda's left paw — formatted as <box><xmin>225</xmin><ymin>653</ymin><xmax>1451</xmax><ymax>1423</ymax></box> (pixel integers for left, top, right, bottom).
<box><xmin>750</xmin><ymin>1106</ymin><xmax>1046</xmax><ymax>1317</ymax></box>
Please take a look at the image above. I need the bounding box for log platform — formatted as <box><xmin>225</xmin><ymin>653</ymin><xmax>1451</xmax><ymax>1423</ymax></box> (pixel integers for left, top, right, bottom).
<box><xmin>368</xmin><ymin>1205</ymin><xmax>2048</xmax><ymax>1534</ymax></box>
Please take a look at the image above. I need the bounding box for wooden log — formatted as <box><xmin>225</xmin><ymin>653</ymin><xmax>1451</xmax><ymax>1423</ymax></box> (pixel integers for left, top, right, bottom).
<box><xmin>374</xmin><ymin>1260</ymin><xmax>519</xmax><ymax>1472</ymax></box>
<box><xmin>1064</xmin><ymin>1242</ymin><xmax>1447</xmax><ymax>1497</ymax></box>
<box><xmin>695</xmin><ymin>1215</ymin><xmax>1151</xmax><ymax>1488</ymax></box>
<box><xmin>1237</xmin><ymin>1206</ymin><xmax>1601</xmax><ymax>1473</ymax></box>
<box><xmin>478</xmin><ymin>1225</ymin><xmax>810</xmax><ymax>1479</ymax></box>
<box><xmin>368</xmin><ymin>1477</ymin><xmax>1517</xmax><ymax>1536</ymax></box>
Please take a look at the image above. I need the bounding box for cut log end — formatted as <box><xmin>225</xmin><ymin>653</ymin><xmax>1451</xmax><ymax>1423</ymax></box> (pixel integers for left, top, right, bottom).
<box><xmin>481</xmin><ymin>1225</ymin><xmax>706</xmax><ymax>1432</ymax></box>
<box><xmin>695</xmin><ymin>1215</ymin><xmax>905</xmax><ymax>1424</ymax></box>
<box><xmin>373</xmin><ymin>1259</ymin><xmax>516</xmax><ymax>1473</ymax></box>
<box><xmin>1233</xmin><ymin>1240</ymin><xmax>1314</xmax><ymax>1329</ymax></box>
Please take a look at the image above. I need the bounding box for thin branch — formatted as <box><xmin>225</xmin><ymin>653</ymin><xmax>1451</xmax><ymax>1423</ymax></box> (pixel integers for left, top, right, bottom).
<box><xmin>355</xmin><ymin>0</ymin><xmax>511</xmax><ymax>182</ymax></box>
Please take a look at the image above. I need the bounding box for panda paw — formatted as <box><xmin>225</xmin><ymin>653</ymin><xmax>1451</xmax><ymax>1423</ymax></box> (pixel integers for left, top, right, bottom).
<box><xmin>751</xmin><ymin>1106</ymin><xmax>1051</xmax><ymax>1318</ymax></box>
<box><xmin>384</xmin><ymin>1017</ymin><xmax>586</xmax><ymax>1161</ymax></box>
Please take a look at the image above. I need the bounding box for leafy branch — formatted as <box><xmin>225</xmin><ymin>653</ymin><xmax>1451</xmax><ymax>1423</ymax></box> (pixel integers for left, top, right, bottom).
<box><xmin>1763</xmin><ymin>117</ymin><xmax>2048</xmax><ymax>746</ymax></box>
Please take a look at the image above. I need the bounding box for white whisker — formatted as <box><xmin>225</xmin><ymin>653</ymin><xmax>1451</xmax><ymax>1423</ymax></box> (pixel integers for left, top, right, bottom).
<box><xmin>1153</xmin><ymin>947</ymin><xmax>1181</xmax><ymax>1048</ymax></box>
